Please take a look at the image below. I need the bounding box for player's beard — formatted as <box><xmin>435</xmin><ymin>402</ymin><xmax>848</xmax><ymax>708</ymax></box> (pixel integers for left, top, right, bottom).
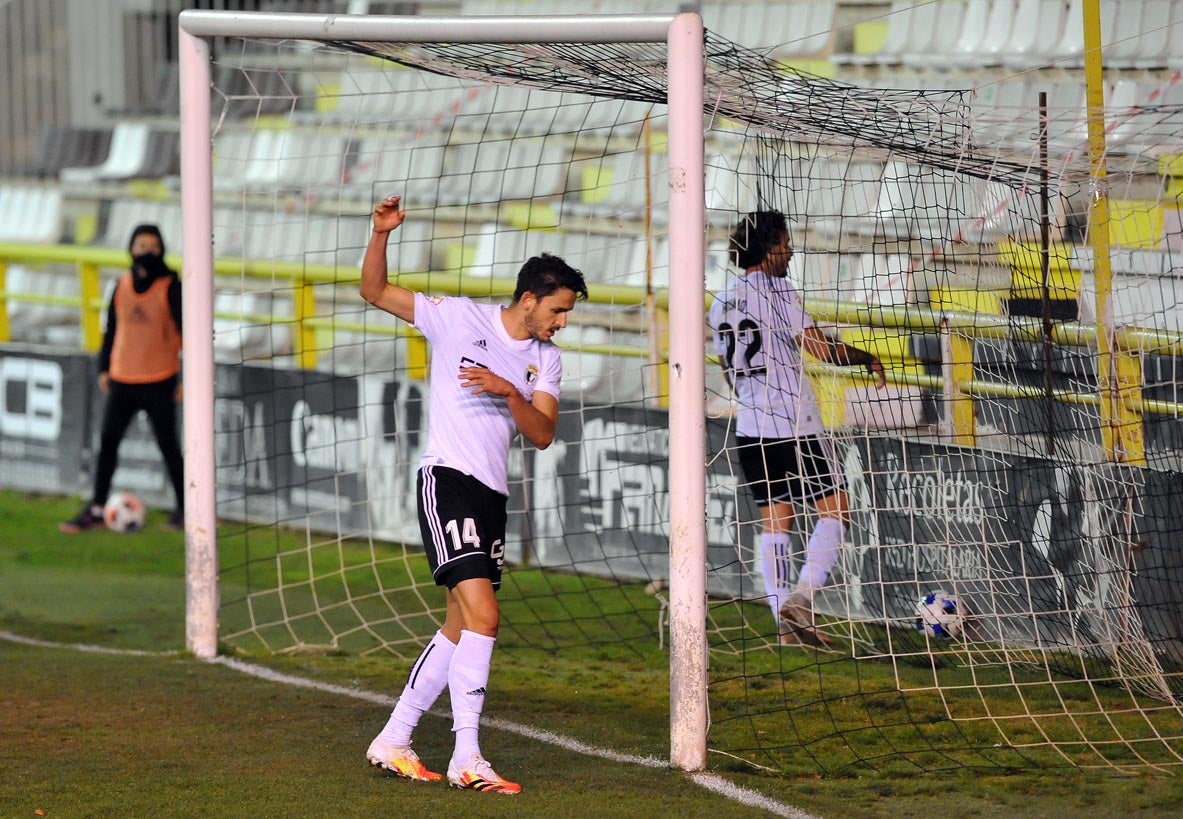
<box><xmin>523</xmin><ymin>309</ymin><xmax>553</xmax><ymax>341</ymax></box>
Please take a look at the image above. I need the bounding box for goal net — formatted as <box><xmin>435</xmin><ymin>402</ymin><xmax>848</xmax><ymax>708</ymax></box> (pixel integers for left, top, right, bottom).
<box><xmin>181</xmin><ymin>11</ymin><xmax>1183</xmax><ymax>776</ymax></box>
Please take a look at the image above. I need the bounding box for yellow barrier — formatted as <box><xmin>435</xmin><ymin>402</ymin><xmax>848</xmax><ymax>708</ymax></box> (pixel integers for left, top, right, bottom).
<box><xmin>3</xmin><ymin>242</ymin><xmax>1182</xmax><ymax>430</ymax></box>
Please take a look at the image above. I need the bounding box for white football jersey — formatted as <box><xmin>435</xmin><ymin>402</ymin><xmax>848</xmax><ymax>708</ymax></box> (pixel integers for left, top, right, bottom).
<box><xmin>413</xmin><ymin>293</ymin><xmax>563</xmax><ymax>495</ymax></box>
<box><xmin>709</xmin><ymin>270</ymin><xmax>824</xmax><ymax>439</ymax></box>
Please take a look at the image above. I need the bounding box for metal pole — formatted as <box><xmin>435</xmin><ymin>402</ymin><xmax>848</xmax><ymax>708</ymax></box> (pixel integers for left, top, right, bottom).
<box><xmin>179</xmin><ymin>26</ymin><xmax>218</xmax><ymax>660</ymax></box>
<box><xmin>1039</xmin><ymin>90</ymin><xmax>1055</xmax><ymax>458</ymax></box>
<box><xmin>666</xmin><ymin>10</ymin><xmax>707</xmax><ymax>773</ymax></box>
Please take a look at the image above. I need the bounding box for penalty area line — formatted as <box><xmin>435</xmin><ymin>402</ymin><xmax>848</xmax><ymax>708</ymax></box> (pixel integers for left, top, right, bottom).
<box><xmin>0</xmin><ymin>632</ymin><xmax>815</xmax><ymax>818</ymax></box>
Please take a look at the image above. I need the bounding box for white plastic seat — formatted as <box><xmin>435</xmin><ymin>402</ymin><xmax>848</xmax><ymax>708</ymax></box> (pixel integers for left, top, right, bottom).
<box><xmin>949</xmin><ymin>0</ymin><xmax>992</xmax><ymax>68</ymax></box>
<box><xmin>60</xmin><ymin>123</ymin><xmax>151</xmax><ymax>184</ymax></box>
<box><xmin>101</xmin><ymin>199</ymin><xmax>182</xmax><ymax>251</ymax></box>
<box><xmin>705</xmin><ymin>145</ymin><xmax>758</xmax><ymax>214</ymax></box>
<box><xmin>438</xmin><ymin>140</ymin><xmax>513</xmax><ymax>206</ymax></box>
<box><xmin>0</xmin><ymin>186</ymin><xmax>62</xmax><ymax>243</ymax></box>
<box><xmin>212</xmin><ymin>130</ymin><xmax>255</xmax><ymax>191</ymax></box>
<box><xmin>1046</xmin><ymin>0</ymin><xmax>1085</xmax><ymax>65</ymax></box>
<box><xmin>1103</xmin><ymin>0</ymin><xmax>1149</xmax><ymax>68</ymax></box>
<box><xmin>876</xmin><ymin>161</ymin><xmax>970</xmax><ymax>241</ymax></box>
<box><xmin>843</xmin><ymin>0</ymin><xmax>912</xmax><ymax>66</ymax></box>
<box><xmin>386</xmin><ymin>217</ymin><xmax>434</xmax><ymax>274</ymax></box>
<box><xmin>707</xmin><ymin>0</ymin><xmax>834</xmax><ymax>57</ymax></box>
<box><xmin>568</xmin><ymin>149</ymin><xmax>668</xmax><ymax>216</ymax></box>
<box><xmin>1129</xmin><ymin>0</ymin><xmax>1175</xmax><ymax>69</ymax></box>
<box><xmin>898</xmin><ymin>1</ymin><xmax>946</xmax><ymax>68</ymax></box>
<box><xmin>243</xmin><ymin>131</ymin><xmax>347</xmax><ymax>193</ymax></box>
<box><xmin>344</xmin><ymin>137</ymin><xmax>446</xmax><ymax>205</ymax></box>
<box><xmin>437</xmin><ymin>134</ymin><xmax>568</xmax><ymax>205</ymax></box>
<box><xmin>973</xmin><ymin>0</ymin><xmax>1019</xmax><ymax>67</ymax></box>
<box><xmin>1005</xmin><ymin>0</ymin><xmax>1068</xmax><ymax>69</ymax></box>
<box><xmin>4</xmin><ymin>264</ymin><xmax>79</xmax><ymax>342</ymax></box>
<box><xmin>213</xmin><ymin>291</ymin><xmax>277</xmax><ymax>361</ymax></box>
<box><xmin>793</xmin><ymin>158</ymin><xmax>882</xmax><ymax>237</ymax></box>
<box><xmin>1105</xmin><ymin>79</ymin><xmax>1148</xmax><ymax>152</ymax></box>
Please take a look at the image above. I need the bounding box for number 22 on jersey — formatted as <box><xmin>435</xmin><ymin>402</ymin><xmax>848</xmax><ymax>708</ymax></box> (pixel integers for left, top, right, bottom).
<box><xmin>717</xmin><ymin>319</ymin><xmax>766</xmax><ymax>378</ymax></box>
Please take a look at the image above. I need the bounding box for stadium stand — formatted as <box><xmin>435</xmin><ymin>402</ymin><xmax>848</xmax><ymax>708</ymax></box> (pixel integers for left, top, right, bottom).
<box><xmin>25</xmin><ymin>126</ymin><xmax>113</xmax><ymax>179</ymax></box>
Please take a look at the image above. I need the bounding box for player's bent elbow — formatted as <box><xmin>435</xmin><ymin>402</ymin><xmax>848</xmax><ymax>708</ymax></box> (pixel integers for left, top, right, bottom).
<box><xmin>359</xmin><ymin>282</ymin><xmax>381</xmax><ymax>305</ymax></box>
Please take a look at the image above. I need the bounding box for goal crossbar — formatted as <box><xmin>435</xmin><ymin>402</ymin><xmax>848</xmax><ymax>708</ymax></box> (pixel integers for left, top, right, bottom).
<box><xmin>177</xmin><ymin>9</ymin><xmax>707</xmax><ymax>770</ymax></box>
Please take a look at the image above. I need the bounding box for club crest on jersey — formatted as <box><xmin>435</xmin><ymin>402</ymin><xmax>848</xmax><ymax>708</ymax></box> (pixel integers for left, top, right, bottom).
<box><xmin>427</xmin><ymin>295</ymin><xmax>444</xmax><ymax>305</ymax></box>
<box><xmin>525</xmin><ymin>364</ymin><xmax>538</xmax><ymax>385</ymax></box>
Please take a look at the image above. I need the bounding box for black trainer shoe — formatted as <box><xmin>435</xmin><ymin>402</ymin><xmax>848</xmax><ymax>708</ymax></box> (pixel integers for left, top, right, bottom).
<box><xmin>59</xmin><ymin>504</ymin><xmax>105</xmax><ymax>533</ymax></box>
<box><xmin>164</xmin><ymin>510</ymin><xmax>185</xmax><ymax>531</ymax></box>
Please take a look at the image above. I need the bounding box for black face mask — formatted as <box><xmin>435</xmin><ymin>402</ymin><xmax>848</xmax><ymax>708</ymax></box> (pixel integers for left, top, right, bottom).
<box><xmin>133</xmin><ymin>252</ymin><xmax>166</xmax><ymax>275</ymax></box>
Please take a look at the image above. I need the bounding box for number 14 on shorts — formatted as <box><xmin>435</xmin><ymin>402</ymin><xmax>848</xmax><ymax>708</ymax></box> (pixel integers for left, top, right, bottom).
<box><xmin>444</xmin><ymin>517</ymin><xmax>505</xmax><ymax>565</ymax></box>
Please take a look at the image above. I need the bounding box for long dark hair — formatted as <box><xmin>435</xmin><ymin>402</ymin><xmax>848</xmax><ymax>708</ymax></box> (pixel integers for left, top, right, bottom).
<box><xmin>729</xmin><ymin>210</ymin><xmax>787</xmax><ymax>270</ymax></box>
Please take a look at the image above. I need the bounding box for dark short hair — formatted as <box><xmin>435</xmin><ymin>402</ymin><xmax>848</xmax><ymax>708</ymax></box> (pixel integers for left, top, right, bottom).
<box><xmin>729</xmin><ymin>210</ymin><xmax>787</xmax><ymax>270</ymax></box>
<box><xmin>129</xmin><ymin>223</ymin><xmax>165</xmax><ymax>256</ymax></box>
<box><xmin>512</xmin><ymin>252</ymin><xmax>589</xmax><ymax>303</ymax></box>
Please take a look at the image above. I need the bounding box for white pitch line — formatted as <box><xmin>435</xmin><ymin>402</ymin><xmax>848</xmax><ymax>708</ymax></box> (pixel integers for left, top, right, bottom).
<box><xmin>2</xmin><ymin>631</ymin><xmax>817</xmax><ymax>819</ymax></box>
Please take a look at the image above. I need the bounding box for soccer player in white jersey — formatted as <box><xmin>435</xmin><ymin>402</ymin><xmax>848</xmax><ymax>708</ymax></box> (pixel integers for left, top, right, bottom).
<box><xmin>709</xmin><ymin>210</ymin><xmax>886</xmax><ymax>646</ymax></box>
<box><xmin>359</xmin><ymin>195</ymin><xmax>587</xmax><ymax>793</ymax></box>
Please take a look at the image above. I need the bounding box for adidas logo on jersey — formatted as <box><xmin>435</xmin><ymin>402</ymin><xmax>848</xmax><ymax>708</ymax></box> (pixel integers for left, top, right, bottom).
<box><xmin>473</xmin><ymin>338</ymin><xmax>488</xmax><ymax>350</ymax></box>
<box><xmin>466</xmin><ymin>687</ymin><xmax>486</xmax><ymax>696</ymax></box>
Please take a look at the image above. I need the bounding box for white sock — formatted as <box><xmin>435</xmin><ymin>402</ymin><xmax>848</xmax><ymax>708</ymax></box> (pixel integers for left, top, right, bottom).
<box><xmin>376</xmin><ymin>630</ymin><xmax>456</xmax><ymax>748</ymax></box>
<box><xmin>797</xmin><ymin>517</ymin><xmax>845</xmax><ymax>595</ymax></box>
<box><xmin>448</xmin><ymin>629</ymin><xmax>495</xmax><ymax>768</ymax></box>
<box><xmin>758</xmin><ymin>532</ymin><xmax>792</xmax><ymax>621</ymax></box>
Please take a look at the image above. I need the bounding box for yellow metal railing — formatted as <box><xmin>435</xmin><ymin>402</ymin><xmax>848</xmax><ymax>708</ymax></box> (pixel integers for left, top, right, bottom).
<box><xmin>2</xmin><ymin>241</ymin><xmax>1182</xmax><ymax>439</ymax></box>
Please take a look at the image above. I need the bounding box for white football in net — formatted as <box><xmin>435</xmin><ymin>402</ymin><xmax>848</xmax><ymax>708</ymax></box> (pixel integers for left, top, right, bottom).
<box><xmin>915</xmin><ymin>590</ymin><xmax>967</xmax><ymax>639</ymax></box>
<box><xmin>103</xmin><ymin>491</ymin><xmax>147</xmax><ymax>533</ymax></box>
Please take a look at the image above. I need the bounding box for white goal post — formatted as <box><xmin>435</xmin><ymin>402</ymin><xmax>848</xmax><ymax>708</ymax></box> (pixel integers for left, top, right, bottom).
<box><xmin>176</xmin><ymin>9</ymin><xmax>708</xmax><ymax>770</ymax></box>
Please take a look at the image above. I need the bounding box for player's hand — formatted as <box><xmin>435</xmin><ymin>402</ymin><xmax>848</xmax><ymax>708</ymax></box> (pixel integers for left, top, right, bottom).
<box><xmin>174</xmin><ymin>381</ymin><xmax>183</xmax><ymax>402</ymax></box>
<box><xmin>868</xmin><ymin>358</ymin><xmax>887</xmax><ymax>389</ymax></box>
<box><xmin>372</xmin><ymin>195</ymin><xmax>406</xmax><ymax>235</ymax></box>
<box><xmin>459</xmin><ymin>365</ymin><xmax>514</xmax><ymax>398</ymax></box>
<box><xmin>98</xmin><ymin>372</ymin><xmax>110</xmax><ymax>394</ymax></box>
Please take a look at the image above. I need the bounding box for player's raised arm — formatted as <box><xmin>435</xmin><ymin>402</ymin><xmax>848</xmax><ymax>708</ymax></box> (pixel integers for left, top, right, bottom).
<box><xmin>360</xmin><ymin>195</ymin><xmax>415</xmax><ymax>323</ymax></box>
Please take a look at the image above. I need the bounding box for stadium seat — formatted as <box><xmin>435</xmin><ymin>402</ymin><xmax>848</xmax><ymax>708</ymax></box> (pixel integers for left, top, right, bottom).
<box><xmin>699</xmin><ymin>1</ymin><xmax>835</xmax><ymax>57</ymax></box>
<box><xmin>792</xmin><ymin>158</ymin><xmax>882</xmax><ymax>237</ymax></box>
<box><xmin>1045</xmin><ymin>0</ymin><xmax>1086</xmax><ymax>66</ymax></box>
<box><xmin>26</xmin><ymin>126</ymin><xmax>112</xmax><ymax>179</ymax></box>
<box><xmin>344</xmin><ymin>137</ymin><xmax>446</xmax><ymax>205</ymax></box>
<box><xmin>101</xmin><ymin>199</ymin><xmax>182</xmax><ymax>252</ymax></box>
<box><xmin>705</xmin><ymin>240</ymin><xmax>732</xmax><ymax>294</ymax></box>
<box><xmin>134</xmin><ymin>130</ymin><xmax>181</xmax><ymax>179</ymax></box>
<box><xmin>386</xmin><ymin>217</ymin><xmax>434</xmax><ymax>274</ymax></box>
<box><xmin>0</xmin><ymin>185</ymin><xmax>62</xmax><ymax>243</ymax></box>
<box><xmin>566</xmin><ymin>148</ymin><xmax>669</xmax><ymax>220</ymax></box>
<box><xmin>948</xmin><ymin>0</ymin><xmax>992</xmax><ymax>68</ymax></box>
<box><xmin>1125</xmin><ymin>0</ymin><xmax>1174</xmax><ymax>69</ymax></box>
<box><xmin>900</xmin><ymin>0</ymin><xmax>956</xmax><ymax>69</ymax></box>
<box><xmin>851</xmin><ymin>0</ymin><xmax>922</xmax><ymax>66</ymax></box>
<box><xmin>1072</xmin><ymin>249</ymin><xmax>1183</xmax><ymax>333</ymax></box>
<box><xmin>1169</xmin><ymin>1</ymin><xmax>1183</xmax><ymax>69</ymax></box>
<box><xmin>215</xmin><ymin>65</ymin><xmax>299</xmax><ymax>120</ymax></box>
<box><xmin>1004</xmin><ymin>0</ymin><xmax>1068</xmax><ymax>69</ymax></box>
<box><xmin>468</xmin><ymin>225</ymin><xmax>642</xmax><ymax>289</ymax></box>
<box><xmin>212</xmin><ymin>291</ymin><xmax>291</xmax><ymax>361</ymax></box>
<box><xmin>242</xmin><ymin>130</ymin><xmax>348</xmax><ymax>193</ymax></box>
<box><xmin>59</xmin><ymin>123</ymin><xmax>151</xmax><ymax>184</ymax></box>
<box><xmin>482</xmin><ymin>85</ymin><xmax>533</xmax><ymax>135</ymax></box>
<box><xmin>974</xmin><ymin>0</ymin><xmax>1020</xmax><ymax>67</ymax></box>
<box><xmin>4</xmin><ymin>263</ymin><xmax>80</xmax><ymax>344</ymax></box>
<box><xmin>705</xmin><ymin>145</ymin><xmax>758</xmax><ymax>215</ymax></box>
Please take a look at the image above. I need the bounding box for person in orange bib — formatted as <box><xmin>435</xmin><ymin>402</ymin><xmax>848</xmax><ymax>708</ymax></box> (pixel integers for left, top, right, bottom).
<box><xmin>60</xmin><ymin>224</ymin><xmax>185</xmax><ymax>533</ymax></box>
